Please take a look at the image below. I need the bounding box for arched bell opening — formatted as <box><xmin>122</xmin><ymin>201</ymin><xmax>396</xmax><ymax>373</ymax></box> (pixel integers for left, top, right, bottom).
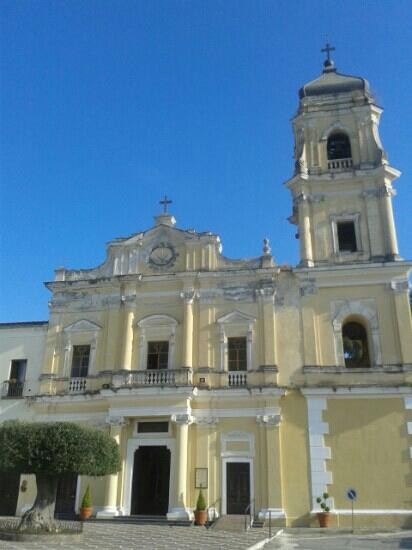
<box><xmin>342</xmin><ymin>319</ymin><xmax>371</xmax><ymax>368</ymax></box>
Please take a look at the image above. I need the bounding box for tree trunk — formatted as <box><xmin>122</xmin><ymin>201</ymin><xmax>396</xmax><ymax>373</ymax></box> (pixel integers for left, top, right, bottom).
<box><xmin>19</xmin><ymin>474</ymin><xmax>58</xmax><ymax>532</ymax></box>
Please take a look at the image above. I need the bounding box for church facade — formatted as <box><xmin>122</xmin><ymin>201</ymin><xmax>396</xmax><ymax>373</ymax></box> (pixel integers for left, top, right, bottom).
<box><xmin>2</xmin><ymin>56</ymin><xmax>412</xmax><ymax>528</ymax></box>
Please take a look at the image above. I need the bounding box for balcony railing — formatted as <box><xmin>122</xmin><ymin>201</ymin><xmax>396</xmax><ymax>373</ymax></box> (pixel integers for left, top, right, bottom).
<box><xmin>68</xmin><ymin>377</ymin><xmax>88</xmax><ymax>393</ymax></box>
<box><xmin>328</xmin><ymin>158</ymin><xmax>353</xmax><ymax>171</ymax></box>
<box><xmin>112</xmin><ymin>368</ymin><xmax>192</xmax><ymax>388</ymax></box>
<box><xmin>1</xmin><ymin>380</ymin><xmax>25</xmax><ymax>398</ymax></box>
<box><xmin>228</xmin><ymin>372</ymin><xmax>248</xmax><ymax>387</ymax></box>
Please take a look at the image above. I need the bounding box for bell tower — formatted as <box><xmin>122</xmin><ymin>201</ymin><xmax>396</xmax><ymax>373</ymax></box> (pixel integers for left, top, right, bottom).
<box><xmin>286</xmin><ymin>47</ymin><xmax>402</xmax><ymax>267</ymax></box>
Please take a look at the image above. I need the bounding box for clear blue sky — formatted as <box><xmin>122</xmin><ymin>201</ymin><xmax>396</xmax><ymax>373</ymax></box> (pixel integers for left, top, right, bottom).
<box><xmin>1</xmin><ymin>0</ymin><xmax>411</xmax><ymax>322</ymax></box>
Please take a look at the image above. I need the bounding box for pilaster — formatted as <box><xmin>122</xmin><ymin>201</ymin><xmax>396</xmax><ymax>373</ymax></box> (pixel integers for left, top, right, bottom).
<box><xmin>256</xmin><ymin>414</ymin><xmax>285</xmax><ymax>521</ymax></box>
<box><xmin>96</xmin><ymin>416</ymin><xmax>127</xmax><ymax>518</ymax></box>
<box><xmin>168</xmin><ymin>414</ymin><xmax>194</xmax><ymax>520</ymax></box>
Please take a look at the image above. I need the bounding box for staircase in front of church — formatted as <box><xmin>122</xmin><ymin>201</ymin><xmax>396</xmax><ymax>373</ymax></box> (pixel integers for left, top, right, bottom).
<box><xmin>211</xmin><ymin>515</ymin><xmax>264</xmax><ymax>532</ymax></box>
<box><xmin>93</xmin><ymin>515</ymin><xmax>192</xmax><ymax>527</ymax></box>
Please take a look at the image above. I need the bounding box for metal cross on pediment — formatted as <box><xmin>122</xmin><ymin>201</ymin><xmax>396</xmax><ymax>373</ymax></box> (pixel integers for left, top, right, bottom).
<box><xmin>159</xmin><ymin>195</ymin><xmax>172</xmax><ymax>214</ymax></box>
<box><xmin>321</xmin><ymin>42</ymin><xmax>335</xmax><ymax>61</ymax></box>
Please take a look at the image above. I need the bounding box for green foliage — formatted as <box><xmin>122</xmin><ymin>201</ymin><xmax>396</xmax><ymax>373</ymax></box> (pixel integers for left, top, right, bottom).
<box><xmin>81</xmin><ymin>485</ymin><xmax>92</xmax><ymax>508</ymax></box>
<box><xmin>317</xmin><ymin>492</ymin><xmax>330</xmax><ymax>513</ymax></box>
<box><xmin>196</xmin><ymin>489</ymin><xmax>206</xmax><ymax>511</ymax></box>
<box><xmin>0</xmin><ymin>421</ymin><xmax>121</xmax><ymax>477</ymax></box>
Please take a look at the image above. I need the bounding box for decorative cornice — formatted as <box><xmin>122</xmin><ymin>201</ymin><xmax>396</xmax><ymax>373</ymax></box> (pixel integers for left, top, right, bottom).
<box><xmin>179</xmin><ymin>288</ymin><xmax>199</xmax><ymax>304</ymax></box>
<box><xmin>171</xmin><ymin>413</ymin><xmax>194</xmax><ymax>426</ymax></box>
<box><xmin>390</xmin><ymin>280</ymin><xmax>409</xmax><ymax>293</ymax></box>
<box><xmin>194</xmin><ymin>416</ymin><xmax>219</xmax><ymax>428</ymax></box>
<box><xmin>300</xmin><ymin>279</ymin><xmax>318</xmax><ymax>296</ymax></box>
<box><xmin>256</xmin><ymin>414</ymin><xmax>281</xmax><ymax>427</ymax></box>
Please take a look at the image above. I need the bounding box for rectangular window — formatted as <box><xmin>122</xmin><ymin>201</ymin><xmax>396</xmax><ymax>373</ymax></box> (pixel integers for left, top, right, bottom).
<box><xmin>7</xmin><ymin>359</ymin><xmax>27</xmax><ymax>397</ymax></box>
<box><xmin>337</xmin><ymin>221</ymin><xmax>357</xmax><ymax>252</ymax></box>
<box><xmin>147</xmin><ymin>341</ymin><xmax>169</xmax><ymax>370</ymax></box>
<box><xmin>228</xmin><ymin>337</ymin><xmax>247</xmax><ymax>371</ymax></box>
<box><xmin>137</xmin><ymin>421</ymin><xmax>169</xmax><ymax>433</ymax></box>
<box><xmin>71</xmin><ymin>345</ymin><xmax>90</xmax><ymax>378</ymax></box>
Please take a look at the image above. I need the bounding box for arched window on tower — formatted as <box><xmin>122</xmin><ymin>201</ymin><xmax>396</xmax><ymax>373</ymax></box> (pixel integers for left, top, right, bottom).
<box><xmin>342</xmin><ymin>320</ymin><xmax>370</xmax><ymax>368</ymax></box>
<box><xmin>327</xmin><ymin>132</ymin><xmax>352</xmax><ymax>170</ymax></box>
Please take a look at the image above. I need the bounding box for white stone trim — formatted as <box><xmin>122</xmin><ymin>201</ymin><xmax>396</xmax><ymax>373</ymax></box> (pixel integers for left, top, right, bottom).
<box><xmin>306</xmin><ymin>397</ymin><xmax>333</xmax><ymax>511</ymax></box>
<box><xmin>221</xmin><ymin>431</ymin><xmax>255</xmax><ymax>458</ymax></box>
<box><xmin>63</xmin><ymin>319</ymin><xmax>101</xmax><ymax>376</ymax></box>
<box><xmin>136</xmin><ymin>315</ymin><xmax>178</xmax><ymax>370</ymax></box>
<box><xmin>330</xmin><ymin>299</ymin><xmax>382</xmax><ymax>367</ymax></box>
<box><xmin>258</xmin><ymin>508</ymin><xmax>286</xmax><ymax>520</ymax></box>
<box><xmin>193</xmin><ymin>406</ymin><xmax>281</xmax><ymax>419</ymax></box>
<box><xmin>405</xmin><ymin>398</ymin><xmax>412</xmax><ymax>460</ymax></box>
<box><xmin>75</xmin><ymin>475</ymin><xmax>81</xmax><ymax>513</ymax></box>
<box><xmin>123</xmin><ymin>437</ymin><xmax>175</xmax><ymax>516</ymax></box>
<box><xmin>217</xmin><ymin>310</ymin><xmax>256</xmax><ymax>371</ymax></box>
<box><xmin>330</xmin><ymin>213</ymin><xmax>362</xmax><ymax>256</ymax></box>
<box><xmin>302</xmin><ymin>387</ymin><xmax>411</xmax><ymax>397</ymax></box>
<box><xmin>333</xmin><ymin>509</ymin><xmax>412</xmax><ymax>515</ymax></box>
<box><xmin>221</xmin><ymin>456</ymin><xmax>254</xmax><ymax>516</ymax></box>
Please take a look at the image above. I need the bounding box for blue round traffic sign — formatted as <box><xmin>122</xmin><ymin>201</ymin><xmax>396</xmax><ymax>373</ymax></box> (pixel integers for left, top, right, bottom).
<box><xmin>347</xmin><ymin>488</ymin><xmax>357</xmax><ymax>501</ymax></box>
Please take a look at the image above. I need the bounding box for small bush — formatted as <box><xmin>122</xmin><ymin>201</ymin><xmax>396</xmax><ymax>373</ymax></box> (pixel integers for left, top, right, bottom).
<box><xmin>81</xmin><ymin>485</ymin><xmax>92</xmax><ymax>509</ymax></box>
<box><xmin>196</xmin><ymin>489</ymin><xmax>206</xmax><ymax>511</ymax></box>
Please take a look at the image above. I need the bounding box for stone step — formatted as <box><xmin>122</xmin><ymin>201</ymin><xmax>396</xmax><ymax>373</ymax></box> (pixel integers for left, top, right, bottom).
<box><xmin>93</xmin><ymin>515</ymin><xmax>192</xmax><ymax>527</ymax></box>
<box><xmin>211</xmin><ymin>515</ymin><xmax>247</xmax><ymax>532</ymax></box>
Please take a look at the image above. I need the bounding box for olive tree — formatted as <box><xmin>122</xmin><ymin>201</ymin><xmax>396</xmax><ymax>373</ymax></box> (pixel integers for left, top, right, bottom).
<box><xmin>0</xmin><ymin>421</ymin><xmax>120</xmax><ymax>532</ymax></box>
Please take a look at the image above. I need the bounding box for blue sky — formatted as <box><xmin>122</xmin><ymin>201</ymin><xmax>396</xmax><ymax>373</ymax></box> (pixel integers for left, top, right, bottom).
<box><xmin>1</xmin><ymin>0</ymin><xmax>411</xmax><ymax>322</ymax></box>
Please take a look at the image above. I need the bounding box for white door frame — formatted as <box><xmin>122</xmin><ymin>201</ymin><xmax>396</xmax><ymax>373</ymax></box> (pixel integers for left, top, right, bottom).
<box><xmin>221</xmin><ymin>457</ymin><xmax>254</xmax><ymax>516</ymax></box>
<box><xmin>123</xmin><ymin>437</ymin><xmax>175</xmax><ymax>516</ymax></box>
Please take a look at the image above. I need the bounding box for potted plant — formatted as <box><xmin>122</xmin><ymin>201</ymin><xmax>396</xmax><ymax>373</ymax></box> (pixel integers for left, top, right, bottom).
<box><xmin>80</xmin><ymin>484</ymin><xmax>93</xmax><ymax>521</ymax></box>
<box><xmin>316</xmin><ymin>493</ymin><xmax>331</xmax><ymax>527</ymax></box>
<box><xmin>194</xmin><ymin>489</ymin><xmax>207</xmax><ymax>526</ymax></box>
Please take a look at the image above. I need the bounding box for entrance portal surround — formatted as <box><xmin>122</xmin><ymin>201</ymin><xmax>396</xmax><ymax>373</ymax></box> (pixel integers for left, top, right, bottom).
<box><xmin>222</xmin><ymin>457</ymin><xmax>254</xmax><ymax>516</ymax></box>
<box><xmin>124</xmin><ymin>438</ymin><xmax>175</xmax><ymax>516</ymax></box>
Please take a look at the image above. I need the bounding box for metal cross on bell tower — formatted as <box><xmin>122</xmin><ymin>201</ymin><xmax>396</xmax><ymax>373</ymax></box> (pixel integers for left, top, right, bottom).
<box><xmin>159</xmin><ymin>195</ymin><xmax>172</xmax><ymax>214</ymax></box>
<box><xmin>321</xmin><ymin>41</ymin><xmax>335</xmax><ymax>61</ymax></box>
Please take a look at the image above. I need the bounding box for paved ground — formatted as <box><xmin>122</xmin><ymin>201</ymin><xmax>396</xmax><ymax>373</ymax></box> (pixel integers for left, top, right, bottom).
<box><xmin>0</xmin><ymin>521</ymin><xmax>269</xmax><ymax>550</ymax></box>
<box><xmin>266</xmin><ymin>530</ymin><xmax>412</xmax><ymax>550</ymax></box>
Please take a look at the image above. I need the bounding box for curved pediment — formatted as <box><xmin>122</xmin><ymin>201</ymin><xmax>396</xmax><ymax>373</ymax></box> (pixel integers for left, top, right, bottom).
<box><xmin>136</xmin><ymin>314</ymin><xmax>178</xmax><ymax>328</ymax></box>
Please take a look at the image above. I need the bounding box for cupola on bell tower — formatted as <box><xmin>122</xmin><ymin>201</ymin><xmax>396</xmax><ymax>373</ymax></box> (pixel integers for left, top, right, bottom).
<box><xmin>286</xmin><ymin>45</ymin><xmax>402</xmax><ymax>267</ymax></box>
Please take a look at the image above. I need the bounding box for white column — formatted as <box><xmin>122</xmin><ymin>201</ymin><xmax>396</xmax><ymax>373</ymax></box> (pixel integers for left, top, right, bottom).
<box><xmin>180</xmin><ymin>289</ymin><xmax>196</xmax><ymax>368</ymax></box>
<box><xmin>121</xmin><ymin>307</ymin><xmax>135</xmax><ymax>370</ymax></box>
<box><xmin>96</xmin><ymin>417</ymin><xmax>126</xmax><ymax>517</ymax></box>
<box><xmin>168</xmin><ymin>414</ymin><xmax>194</xmax><ymax>520</ymax></box>
<box><xmin>380</xmin><ymin>185</ymin><xmax>400</xmax><ymax>260</ymax></box>
<box><xmin>296</xmin><ymin>193</ymin><xmax>314</xmax><ymax>267</ymax></box>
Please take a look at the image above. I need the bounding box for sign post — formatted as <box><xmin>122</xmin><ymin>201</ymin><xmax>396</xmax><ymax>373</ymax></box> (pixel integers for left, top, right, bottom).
<box><xmin>346</xmin><ymin>488</ymin><xmax>357</xmax><ymax>533</ymax></box>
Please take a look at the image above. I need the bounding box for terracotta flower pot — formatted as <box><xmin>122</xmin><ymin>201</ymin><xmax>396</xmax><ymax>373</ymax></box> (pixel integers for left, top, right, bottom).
<box><xmin>194</xmin><ymin>509</ymin><xmax>208</xmax><ymax>526</ymax></box>
<box><xmin>317</xmin><ymin>511</ymin><xmax>331</xmax><ymax>527</ymax></box>
<box><xmin>80</xmin><ymin>507</ymin><xmax>93</xmax><ymax>521</ymax></box>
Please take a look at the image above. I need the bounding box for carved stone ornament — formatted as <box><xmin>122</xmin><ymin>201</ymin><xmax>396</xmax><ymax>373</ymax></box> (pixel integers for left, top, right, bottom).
<box><xmin>180</xmin><ymin>288</ymin><xmax>198</xmax><ymax>303</ymax></box>
<box><xmin>106</xmin><ymin>416</ymin><xmax>127</xmax><ymax>427</ymax></box>
<box><xmin>256</xmin><ymin>414</ymin><xmax>281</xmax><ymax>427</ymax></box>
<box><xmin>148</xmin><ymin>242</ymin><xmax>178</xmax><ymax>269</ymax></box>
<box><xmin>171</xmin><ymin>413</ymin><xmax>194</xmax><ymax>426</ymax></box>
<box><xmin>390</xmin><ymin>280</ymin><xmax>409</xmax><ymax>293</ymax></box>
<box><xmin>300</xmin><ymin>279</ymin><xmax>318</xmax><ymax>296</ymax></box>
<box><xmin>195</xmin><ymin>416</ymin><xmax>219</xmax><ymax>428</ymax></box>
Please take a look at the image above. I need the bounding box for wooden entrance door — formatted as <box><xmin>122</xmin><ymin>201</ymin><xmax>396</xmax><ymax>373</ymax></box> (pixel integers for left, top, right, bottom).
<box><xmin>0</xmin><ymin>472</ymin><xmax>20</xmax><ymax>516</ymax></box>
<box><xmin>131</xmin><ymin>446</ymin><xmax>171</xmax><ymax>515</ymax></box>
<box><xmin>226</xmin><ymin>462</ymin><xmax>250</xmax><ymax>514</ymax></box>
<box><xmin>54</xmin><ymin>473</ymin><xmax>78</xmax><ymax>519</ymax></box>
